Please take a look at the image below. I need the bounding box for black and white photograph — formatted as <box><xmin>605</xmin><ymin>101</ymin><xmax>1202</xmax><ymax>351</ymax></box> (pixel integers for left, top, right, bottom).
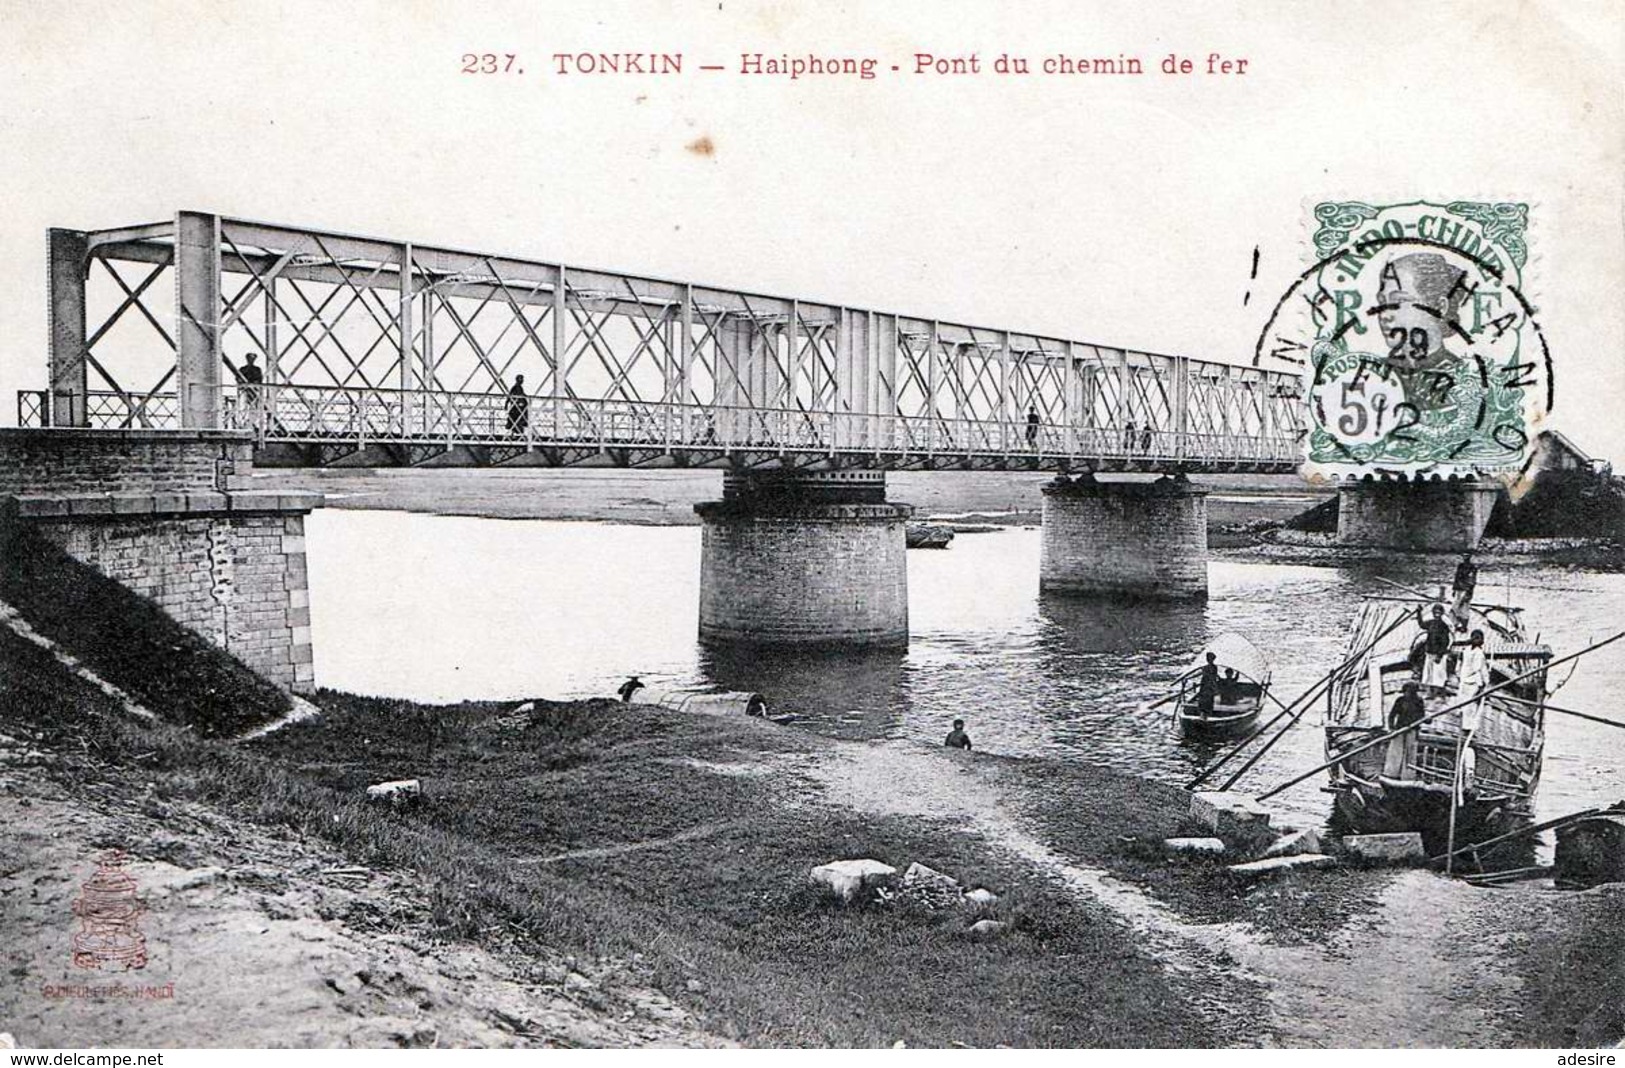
<box><xmin>1</xmin><ymin>0</ymin><xmax>1622</xmax><ymax>1053</ymax></box>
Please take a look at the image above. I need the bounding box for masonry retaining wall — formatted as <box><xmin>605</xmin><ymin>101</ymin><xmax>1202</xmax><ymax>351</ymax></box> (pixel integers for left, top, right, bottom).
<box><xmin>1</xmin><ymin>429</ymin><xmax>319</xmax><ymax>693</ymax></box>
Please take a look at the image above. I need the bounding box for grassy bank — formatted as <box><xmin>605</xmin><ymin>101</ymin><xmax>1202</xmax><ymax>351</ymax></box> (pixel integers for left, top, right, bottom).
<box><xmin>1</xmin><ymin>621</ymin><xmax>1251</xmax><ymax>1046</ymax></box>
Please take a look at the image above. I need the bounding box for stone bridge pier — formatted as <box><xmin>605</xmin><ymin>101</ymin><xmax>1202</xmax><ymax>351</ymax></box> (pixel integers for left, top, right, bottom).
<box><xmin>0</xmin><ymin>429</ymin><xmax>321</xmax><ymax>693</ymax></box>
<box><xmin>1336</xmin><ymin>477</ymin><xmax>1502</xmax><ymax>551</ymax></box>
<box><xmin>1039</xmin><ymin>473</ymin><xmax>1209</xmax><ymax>599</ymax></box>
<box><xmin>695</xmin><ymin>470</ymin><xmax>912</xmax><ymax>646</ymax></box>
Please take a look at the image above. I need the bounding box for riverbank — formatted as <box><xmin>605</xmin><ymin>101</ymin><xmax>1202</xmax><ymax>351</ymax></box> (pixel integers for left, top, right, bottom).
<box><xmin>5</xmin><ymin>611</ymin><xmax>1623</xmax><ymax>1045</ymax></box>
<box><xmin>245</xmin><ymin>467</ymin><xmax>1322</xmax><ymax>537</ymax></box>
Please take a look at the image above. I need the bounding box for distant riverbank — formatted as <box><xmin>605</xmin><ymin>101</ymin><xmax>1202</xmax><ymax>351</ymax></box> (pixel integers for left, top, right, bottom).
<box><xmin>244</xmin><ymin>467</ymin><xmax>1325</xmax><ymax>536</ymax></box>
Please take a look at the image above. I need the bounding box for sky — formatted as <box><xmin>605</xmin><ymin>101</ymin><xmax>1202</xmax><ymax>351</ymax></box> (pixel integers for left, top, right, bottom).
<box><xmin>2</xmin><ymin>0</ymin><xmax>1621</xmax><ymax>460</ymax></box>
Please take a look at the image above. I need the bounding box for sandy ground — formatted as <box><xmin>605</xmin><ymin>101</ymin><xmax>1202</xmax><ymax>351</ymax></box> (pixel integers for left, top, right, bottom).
<box><xmin>800</xmin><ymin>736</ymin><xmax>1616</xmax><ymax>1049</ymax></box>
<box><xmin>0</xmin><ymin>746</ymin><xmax>725</xmax><ymax>1049</ymax></box>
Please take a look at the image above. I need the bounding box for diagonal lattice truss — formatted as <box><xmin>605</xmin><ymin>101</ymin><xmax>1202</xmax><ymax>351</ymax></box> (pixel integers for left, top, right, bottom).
<box><xmin>41</xmin><ymin>212</ymin><xmax>1305</xmax><ymax>470</ymax></box>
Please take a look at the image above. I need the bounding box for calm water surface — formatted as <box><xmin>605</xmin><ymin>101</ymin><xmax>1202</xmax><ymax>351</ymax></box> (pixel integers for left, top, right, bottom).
<box><xmin>307</xmin><ymin>509</ymin><xmax>1625</xmax><ymax>826</ymax></box>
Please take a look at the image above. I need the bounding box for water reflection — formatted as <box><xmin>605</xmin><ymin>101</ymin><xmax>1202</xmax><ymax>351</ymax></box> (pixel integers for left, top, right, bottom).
<box><xmin>698</xmin><ymin>642</ymin><xmax>911</xmax><ymax>737</ymax></box>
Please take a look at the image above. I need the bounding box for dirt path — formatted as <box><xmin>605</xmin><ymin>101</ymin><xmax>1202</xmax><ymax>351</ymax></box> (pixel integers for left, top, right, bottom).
<box><xmin>803</xmin><ymin>737</ymin><xmax>1532</xmax><ymax>1048</ymax></box>
<box><xmin>0</xmin><ymin>752</ymin><xmax>725</xmax><ymax>1049</ymax></box>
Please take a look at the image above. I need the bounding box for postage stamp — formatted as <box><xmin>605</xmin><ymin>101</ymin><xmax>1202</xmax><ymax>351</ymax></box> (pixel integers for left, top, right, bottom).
<box><xmin>1254</xmin><ymin>200</ymin><xmax>1552</xmax><ymax>481</ymax></box>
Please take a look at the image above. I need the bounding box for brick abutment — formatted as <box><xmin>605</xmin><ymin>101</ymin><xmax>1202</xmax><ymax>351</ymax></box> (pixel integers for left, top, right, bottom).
<box><xmin>1</xmin><ymin>429</ymin><xmax>320</xmax><ymax>694</ymax></box>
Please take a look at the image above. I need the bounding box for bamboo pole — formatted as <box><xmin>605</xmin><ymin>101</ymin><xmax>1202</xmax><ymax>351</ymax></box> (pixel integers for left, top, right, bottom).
<box><xmin>1254</xmin><ymin>630</ymin><xmax>1625</xmax><ymax>803</ymax></box>
<box><xmin>1505</xmin><ymin>697</ymin><xmax>1625</xmax><ymax>733</ymax></box>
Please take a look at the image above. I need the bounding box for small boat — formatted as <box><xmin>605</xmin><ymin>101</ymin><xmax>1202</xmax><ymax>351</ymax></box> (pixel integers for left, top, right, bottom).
<box><xmin>1174</xmin><ymin>633</ymin><xmax>1272</xmax><ymax>741</ymax></box>
<box><xmin>905</xmin><ymin>523</ymin><xmax>955</xmax><ymax>549</ymax></box>
<box><xmin>1323</xmin><ymin>587</ymin><xmax>1551</xmax><ymax>851</ymax></box>
<box><xmin>1555</xmin><ymin>806</ymin><xmax>1625</xmax><ymax>889</ymax></box>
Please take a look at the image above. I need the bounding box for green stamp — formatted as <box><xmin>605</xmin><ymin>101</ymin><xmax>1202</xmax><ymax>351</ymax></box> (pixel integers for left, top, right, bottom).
<box><xmin>1253</xmin><ymin>200</ymin><xmax>1552</xmax><ymax>480</ymax></box>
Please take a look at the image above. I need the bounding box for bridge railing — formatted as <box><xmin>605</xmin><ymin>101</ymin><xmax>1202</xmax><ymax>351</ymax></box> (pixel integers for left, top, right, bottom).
<box><xmin>15</xmin><ymin>385</ymin><xmax>1301</xmax><ymax>467</ymax></box>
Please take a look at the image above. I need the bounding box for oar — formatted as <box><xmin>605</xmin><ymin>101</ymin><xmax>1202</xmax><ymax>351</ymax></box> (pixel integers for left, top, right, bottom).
<box><xmin>1185</xmin><ymin>610</ymin><xmax>1411</xmax><ymax>791</ymax></box>
<box><xmin>1254</xmin><ymin>630</ymin><xmax>1625</xmax><ymax>803</ymax></box>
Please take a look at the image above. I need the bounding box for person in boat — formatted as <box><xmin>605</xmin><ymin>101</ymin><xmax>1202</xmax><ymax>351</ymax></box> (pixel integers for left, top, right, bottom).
<box><xmin>1218</xmin><ymin>668</ymin><xmax>1240</xmax><ymax>706</ymax></box>
<box><xmin>616</xmin><ymin>675</ymin><xmax>645</xmax><ymax>703</ymax></box>
<box><xmin>944</xmin><ymin>718</ymin><xmax>972</xmax><ymax>750</ymax></box>
<box><xmin>1382</xmin><ymin>680</ymin><xmax>1427</xmax><ymax>777</ymax></box>
<box><xmin>1416</xmin><ymin>604</ymin><xmax>1454</xmax><ymax>690</ymax></box>
<box><xmin>1451</xmin><ymin>553</ymin><xmax>1478</xmax><ymax>630</ymax></box>
<box><xmin>1195</xmin><ymin>652</ymin><xmax>1220</xmax><ymax>716</ymax></box>
<box><xmin>1457</xmin><ymin>630</ymin><xmax>1490</xmax><ymax>731</ymax></box>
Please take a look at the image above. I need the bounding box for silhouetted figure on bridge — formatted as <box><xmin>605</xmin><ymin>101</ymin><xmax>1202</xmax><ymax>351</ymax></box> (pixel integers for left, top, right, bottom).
<box><xmin>1140</xmin><ymin>424</ymin><xmax>1154</xmax><ymax>453</ymax></box>
<box><xmin>506</xmin><ymin>375</ymin><xmax>529</xmax><ymax>435</ymax></box>
<box><xmin>1123</xmin><ymin>421</ymin><xmax>1137</xmax><ymax>451</ymax></box>
<box><xmin>1025</xmin><ymin>406</ymin><xmax>1040</xmax><ymax>447</ymax></box>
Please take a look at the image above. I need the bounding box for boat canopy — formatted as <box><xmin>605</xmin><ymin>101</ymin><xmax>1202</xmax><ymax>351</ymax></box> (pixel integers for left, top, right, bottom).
<box><xmin>1186</xmin><ymin>632</ymin><xmax>1272</xmax><ymax>685</ymax></box>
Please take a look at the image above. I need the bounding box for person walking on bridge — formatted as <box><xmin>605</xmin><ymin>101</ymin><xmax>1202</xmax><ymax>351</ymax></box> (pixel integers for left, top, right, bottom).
<box><xmin>1025</xmin><ymin>406</ymin><xmax>1040</xmax><ymax>448</ymax></box>
<box><xmin>506</xmin><ymin>374</ymin><xmax>530</xmax><ymax>435</ymax></box>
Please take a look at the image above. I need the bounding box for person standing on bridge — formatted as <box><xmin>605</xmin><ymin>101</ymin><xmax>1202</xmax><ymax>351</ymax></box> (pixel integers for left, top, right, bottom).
<box><xmin>506</xmin><ymin>374</ymin><xmax>530</xmax><ymax>435</ymax></box>
<box><xmin>1123</xmin><ymin>420</ymin><xmax>1137</xmax><ymax>452</ymax></box>
<box><xmin>237</xmin><ymin>353</ymin><xmax>265</xmax><ymax>436</ymax></box>
<box><xmin>1025</xmin><ymin>406</ymin><xmax>1040</xmax><ymax>448</ymax></box>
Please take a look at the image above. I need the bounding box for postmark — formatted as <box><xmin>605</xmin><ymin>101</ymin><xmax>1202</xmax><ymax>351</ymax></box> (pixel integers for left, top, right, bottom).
<box><xmin>1254</xmin><ymin>200</ymin><xmax>1552</xmax><ymax>481</ymax></box>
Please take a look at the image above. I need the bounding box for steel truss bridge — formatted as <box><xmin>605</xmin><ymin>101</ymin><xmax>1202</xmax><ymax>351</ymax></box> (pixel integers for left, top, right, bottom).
<box><xmin>21</xmin><ymin>212</ymin><xmax>1305</xmax><ymax>472</ymax></box>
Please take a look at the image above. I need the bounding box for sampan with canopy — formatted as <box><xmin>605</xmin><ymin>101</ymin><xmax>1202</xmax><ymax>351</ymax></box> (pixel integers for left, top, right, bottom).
<box><xmin>1174</xmin><ymin>632</ymin><xmax>1273</xmax><ymax>741</ymax></box>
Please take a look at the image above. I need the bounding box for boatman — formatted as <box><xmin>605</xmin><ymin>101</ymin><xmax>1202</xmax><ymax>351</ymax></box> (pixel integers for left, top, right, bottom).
<box><xmin>1196</xmin><ymin>652</ymin><xmax>1220</xmax><ymax>716</ymax></box>
<box><xmin>1416</xmin><ymin>604</ymin><xmax>1454</xmax><ymax>690</ymax></box>
<box><xmin>1383</xmin><ymin>680</ymin><xmax>1427</xmax><ymax>778</ymax></box>
<box><xmin>1457</xmin><ymin>630</ymin><xmax>1490</xmax><ymax>732</ymax></box>
<box><xmin>944</xmin><ymin>718</ymin><xmax>972</xmax><ymax>750</ymax></box>
<box><xmin>1451</xmin><ymin>553</ymin><xmax>1479</xmax><ymax>630</ymax></box>
<box><xmin>617</xmin><ymin>675</ymin><xmax>645</xmax><ymax>703</ymax></box>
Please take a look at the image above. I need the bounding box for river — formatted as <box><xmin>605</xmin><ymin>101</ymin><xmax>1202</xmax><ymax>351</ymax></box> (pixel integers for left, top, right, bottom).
<box><xmin>305</xmin><ymin>508</ymin><xmax>1625</xmax><ymax>828</ymax></box>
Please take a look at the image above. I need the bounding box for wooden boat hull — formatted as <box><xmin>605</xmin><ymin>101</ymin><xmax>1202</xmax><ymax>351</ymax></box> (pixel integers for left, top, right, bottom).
<box><xmin>1330</xmin><ymin>777</ymin><xmax>1530</xmax><ymax>856</ymax></box>
<box><xmin>1178</xmin><ymin>704</ymin><xmax>1260</xmax><ymax>742</ymax></box>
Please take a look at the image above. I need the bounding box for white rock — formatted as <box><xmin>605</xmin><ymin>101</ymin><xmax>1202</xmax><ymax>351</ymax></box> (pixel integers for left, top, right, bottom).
<box><xmin>964</xmin><ymin>888</ymin><xmax>999</xmax><ymax>908</ymax></box>
<box><xmin>1336</xmin><ymin>832</ymin><xmax>1426</xmax><ymax>864</ymax></box>
<box><xmin>1227</xmin><ymin>854</ymin><xmax>1338</xmax><ymax>880</ymax></box>
<box><xmin>1262</xmin><ymin>827</ymin><xmax>1324</xmax><ymax>859</ymax></box>
<box><xmin>1190</xmin><ymin>791</ymin><xmax>1274</xmax><ymax>836</ymax></box>
<box><xmin>809</xmin><ymin>859</ymin><xmax>896</xmax><ymax>902</ymax></box>
<box><xmin>365</xmin><ymin>779</ymin><xmax>422</xmax><ymax>806</ymax></box>
<box><xmin>1163</xmin><ymin>837</ymin><xmax>1226</xmax><ymax>856</ymax></box>
<box><xmin>902</xmin><ymin>862</ymin><xmax>960</xmax><ymax>891</ymax></box>
<box><xmin>968</xmin><ymin>919</ymin><xmax>1008</xmax><ymax>938</ymax></box>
